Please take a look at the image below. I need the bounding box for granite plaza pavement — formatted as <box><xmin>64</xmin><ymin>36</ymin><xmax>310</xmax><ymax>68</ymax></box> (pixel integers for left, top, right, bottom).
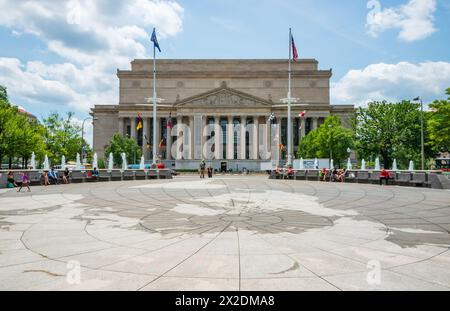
<box><xmin>1</xmin><ymin>175</ymin><xmax>450</xmax><ymax>291</ymax></box>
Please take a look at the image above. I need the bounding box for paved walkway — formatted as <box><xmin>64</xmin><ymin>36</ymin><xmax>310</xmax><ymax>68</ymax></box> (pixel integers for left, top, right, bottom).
<box><xmin>1</xmin><ymin>176</ymin><xmax>449</xmax><ymax>290</ymax></box>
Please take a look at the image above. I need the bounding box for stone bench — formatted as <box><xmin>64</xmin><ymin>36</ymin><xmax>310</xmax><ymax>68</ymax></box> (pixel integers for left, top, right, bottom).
<box><xmin>357</xmin><ymin>171</ymin><xmax>369</xmax><ymax>183</ymax></box>
<box><xmin>135</xmin><ymin>170</ymin><xmax>146</xmax><ymax>180</ymax></box>
<box><xmin>70</xmin><ymin>171</ymin><xmax>85</xmax><ymax>183</ymax></box>
<box><xmin>306</xmin><ymin>170</ymin><xmax>319</xmax><ymax>181</ymax></box>
<box><xmin>295</xmin><ymin>170</ymin><xmax>306</xmax><ymax>180</ymax></box>
<box><xmin>98</xmin><ymin>170</ymin><xmax>111</xmax><ymax>182</ymax></box>
<box><xmin>110</xmin><ymin>170</ymin><xmax>122</xmax><ymax>181</ymax></box>
<box><xmin>410</xmin><ymin>173</ymin><xmax>430</xmax><ymax>187</ymax></box>
<box><xmin>396</xmin><ymin>172</ymin><xmax>411</xmax><ymax>186</ymax></box>
<box><xmin>345</xmin><ymin>170</ymin><xmax>357</xmax><ymax>183</ymax></box>
<box><xmin>369</xmin><ymin>172</ymin><xmax>381</xmax><ymax>184</ymax></box>
<box><xmin>122</xmin><ymin>170</ymin><xmax>134</xmax><ymax>180</ymax></box>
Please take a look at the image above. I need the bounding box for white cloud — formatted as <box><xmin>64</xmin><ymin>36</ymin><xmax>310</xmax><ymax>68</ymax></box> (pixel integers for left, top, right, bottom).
<box><xmin>0</xmin><ymin>0</ymin><xmax>184</xmax><ymax>112</ymax></box>
<box><xmin>331</xmin><ymin>61</ymin><xmax>450</xmax><ymax>106</ymax></box>
<box><xmin>366</xmin><ymin>0</ymin><xmax>437</xmax><ymax>42</ymax></box>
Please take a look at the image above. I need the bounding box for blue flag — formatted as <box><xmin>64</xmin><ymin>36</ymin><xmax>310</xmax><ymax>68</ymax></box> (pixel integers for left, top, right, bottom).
<box><xmin>151</xmin><ymin>28</ymin><xmax>161</xmax><ymax>52</ymax></box>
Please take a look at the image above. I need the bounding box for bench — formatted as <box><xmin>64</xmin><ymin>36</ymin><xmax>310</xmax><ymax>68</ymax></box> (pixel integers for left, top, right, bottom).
<box><xmin>135</xmin><ymin>170</ymin><xmax>146</xmax><ymax>180</ymax></box>
<box><xmin>306</xmin><ymin>170</ymin><xmax>319</xmax><ymax>181</ymax></box>
<box><xmin>369</xmin><ymin>172</ymin><xmax>381</xmax><ymax>184</ymax></box>
<box><xmin>396</xmin><ymin>172</ymin><xmax>411</xmax><ymax>186</ymax></box>
<box><xmin>295</xmin><ymin>170</ymin><xmax>306</xmax><ymax>180</ymax></box>
<box><xmin>29</xmin><ymin>171</ymin><xmax>44</xmax><ymax>185</ymax></box>
<box><xmin>122</xmin><ymin>170</ymin><xmax>134</xmax><ymax>180</ymax></box>
<box><xmin>85</xmin><ymin>172</ymin><xmax>99</xmax><ymax>182</ymax></box>
<box><xmin>410</xmin><ymin>173</ymin><xmax>429</xmax><ymax>187</ymax></box>
<box><xmin>70</xmin><ymin>171</ymin><xmax>85</xmax><ymax>183</ymax></box>
<box><xmin>110</xmin><ymin>170</ymin><xmax>122</xmax><ymax>181</ymax></box>
<box><xmin>147</xmin><ymin>170</ymin><xmax>159</xmax><ymax>180</ymax></box>
<box><xmin>98</xmin><ymin>170</ymin><xmax>110</xmax><ymax>182</ymax></box>
<box><xmin>357</xmin><ymin>171</ymin><xmax>369</xmax><ymax>183</ymax></box>
<box><xmin>345</xmin><ymin>170</ymin><xmax>357</xmax><ymax>183</ymax></box>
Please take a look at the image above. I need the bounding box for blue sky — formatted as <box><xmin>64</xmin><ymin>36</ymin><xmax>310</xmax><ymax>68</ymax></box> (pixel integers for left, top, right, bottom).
<box><xmin>0</xmin><ymin>0</ymin><xmax>449</xmax><ymax>145</ymax></box>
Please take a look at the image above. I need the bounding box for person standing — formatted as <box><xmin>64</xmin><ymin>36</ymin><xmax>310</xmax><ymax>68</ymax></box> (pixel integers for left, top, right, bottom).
<box><xmin>199</xmin><ymin>160</ymin><xmax>206</xmax><ymax>179</ymax></box>
<box><xmin>17</xmin><ymin>172</ymin><xmax>31</xmax><ymax>192</ymax></box>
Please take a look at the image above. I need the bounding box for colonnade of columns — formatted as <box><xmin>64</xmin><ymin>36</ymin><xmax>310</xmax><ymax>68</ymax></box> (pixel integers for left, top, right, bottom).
<box><xmin>117</xmin><ymin>115</ymin><xmax>324</xmax><ymax>161</ymax></box>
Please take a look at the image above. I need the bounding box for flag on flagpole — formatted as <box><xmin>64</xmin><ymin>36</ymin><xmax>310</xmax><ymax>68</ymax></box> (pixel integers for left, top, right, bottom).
<box><xmin>151</xmin><ymin>28</ymin><xmax>161</xmax><ymax>52</ymax></box>
<box><xmin>136</xmin><ymin>113</ymin><xmax>143</xmax><ymax>131</ymax></box>
<box><xmin>291</xmin><ymin>33</ymin><xmax>298</xmax><ymax>62</ymax></box>
<box><xmin>299</xmin><ymin>110</ymin><xmax>306</xmax><ymax>118</ymax></box>
<box><xmin>269</xmin><ymin>112</ymin><xmax>276</xmax><ymax>124</ymax></box>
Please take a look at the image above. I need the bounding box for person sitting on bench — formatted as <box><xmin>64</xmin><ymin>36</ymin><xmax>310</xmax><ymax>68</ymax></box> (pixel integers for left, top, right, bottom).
<box><xmin>48</xmin><ymin>168</ymin><xmax>58</xmax><ymax>185</ymax></box>
<box><xmin>380</xmin><ymin>168</ymin><xmax>391</xmax><ymax>185</ymax></box>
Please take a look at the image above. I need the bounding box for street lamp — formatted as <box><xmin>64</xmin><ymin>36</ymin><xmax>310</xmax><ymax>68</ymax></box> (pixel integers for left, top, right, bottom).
<box><xmin>413</xmin><ymin>97</ymin><xmax>425</xmax><ymax>170</ymax></box>
<box><xmin>81</xmin><ymin>116</ymin><xmax>98</xmax><ymax>164</ymax></box>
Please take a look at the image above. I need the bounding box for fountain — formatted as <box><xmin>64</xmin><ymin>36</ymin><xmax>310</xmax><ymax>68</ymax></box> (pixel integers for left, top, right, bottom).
<box><xmin>139</xmin><ymin>156</ymin><xmax>145</xmax><ymax>170</ymax></box>
<box><xmin>375</xmin><ymin>157</ymin><xmax>381</xmax><ymax>171</ymax></box>
<box><xmin>30</xmin><ymin>152</ymin><xmax>36</xmax><ymax>169</ymax></box>
<box><xmin>92</xmin><ymin>152</ymin><xmax>98</xmax><ymax>169</ymax></box>
<box><xmin>108</xmin><ymin>153</ymin><xmax>114</xmax><ymax>172</ymax></box>
<box><xmin>314</xmin><ymin>158</ymin><xmax>318</xmax><ymax>169</ymax></box>
<box><xmin>43</xmin><ymin>155</ymin><xmax>50</xmax><ymax>171</ymax></box>
<box><xmin>61</xmin><ymin>155</ymin><xmax>66</xmax><ymax>171</ymax></box>
<box><xmin>392</xmin><ymin>159</ymin><xmax>398</xmax><ymax>171</ymax></box>
<box><xmin>408</xmin><ymin>161</ymin><xmax>414</xmax><ymax>171</ymax></box>
<box><xmin>76</xmin><ymin>153</ymin><xmax>82</xmax><ymax>170</ymax></box>
<box><xmin>361</xmin><ymin>159</ymin><xmax>366</xmax><ymax>171</ymax></box>
<box><xmin>121</xmin><ymin>153</ymin><xmax>127</xmax><ymax>171</ymax></box>
<box><xmin>330</xmin><ymin>159</ymin><xmax>334</xmax><ymax>170</ymax></box>
<box><xmin>299</xmin><ymin>157</ymin><xmax>304</xmax><ymax>170</ymax></box>
<box><xmin>346</xmin><ymin>158</ymin><xmax>352</xmax><ymax>170</ymax></box>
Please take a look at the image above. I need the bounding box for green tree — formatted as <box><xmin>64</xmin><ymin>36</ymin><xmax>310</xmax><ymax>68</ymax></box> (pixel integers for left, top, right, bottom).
<box><xmin>42</xmin><ymin>112</ymin><xmax>90</xmax><ymax>165</ymax></box>
<box><xmin>354</xmin><ymin>100</ymin><xmax>431</xmax><ymax>169</ymax></box>
<box><xmin>428</xmin><ymin>88</ymin><xmax>450</xmax><ymax>153</ymax></box>
<box><xmin>105</xmin><ymin>133</ymin><xmax>142</xmax><ymax>167</ymax></box>
<box><xmin>298</xmin><ymin>116</ymin><xmax>354</xmax><ymax>167</ymax></box>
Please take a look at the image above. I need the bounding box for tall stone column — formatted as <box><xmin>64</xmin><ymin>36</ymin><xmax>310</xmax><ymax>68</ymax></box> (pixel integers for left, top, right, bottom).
<box><xmin>155</xmin><ymin>117</ymin><xmax>161</xmax><ymax>160</ymax></box>
<box><xmin>201</xmin><ymin>116</ymin><xmax>207</xmax><ymax>160</ymax></box>
<box><xmin>227</xmin><ymin>116</ymin><xmax>234</xmax><ymax>160</ymax></box>
<box><xmin>142</xmin><ymin>117</ymin><xmax>148</xmax><ymax>160</ymax></box>
<box><xmin>253</xmin><ymin>117</ymin><xmax>259</xmax><ymax>160</ymax></box>
<box><xmin>193</xmin><ymin>115</ymin><xmax>203</xmax><ymax>160</ymax></box>
<box><xmin>265</xmin><ymin>116</ymin><xmax>271</xmax><ymax>152</ymax></box>
<box><xmin>177</xmin><ymin>116</ymin><xmax>183</xmax><ymax>160</ymax></box>
<box><xmin>300</xmin><ymin>117</ymin><xmax>306</xmax><ymax>141</ymax></box>
<box><xmin>118</xmin><ymin>117</ymin><xmax>124</xmax><ymax>135</ymax></box>
<box><xmin>130</xmin><ymin>117</ymin><xmax>136</xmax><ymax>142</ymax></box>
<box><xmin>166</xmin><ymin>119</ymin><xmax>172</xmax><ymax>160</ymax></box>
<box><xmin>214</xmin><ymin>116</ymin><xmax>221</xmax><ymax>160</ymax></box>
<box><xmin>312</xmin><ymin>117</ymin><xmax>318</xmax><ymax>130</ymax></box>
<box><xmin>189</xmin><ymin>116</ymin><xmax>194</xmax><ymax>160</ymax></box>
<box><xmin>240</xmin><ymin>116</ymin><xmax>247</xmax><ymax>160</ymax></box>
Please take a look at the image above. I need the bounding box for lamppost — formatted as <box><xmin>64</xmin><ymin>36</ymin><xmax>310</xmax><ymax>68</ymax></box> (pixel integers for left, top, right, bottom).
<box><xmin>413</xmin><ymin>97</ymin><xmax>425</xmax><ymax>170</ymax></box>
<box><xmin>81</xmin><ymin>116</ymin><xmax>98</xmax><ymax>164</ymax></box>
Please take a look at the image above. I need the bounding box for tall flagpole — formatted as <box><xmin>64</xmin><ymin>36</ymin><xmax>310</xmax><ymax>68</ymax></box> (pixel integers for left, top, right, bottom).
<box><xmin>287</xmin><ymin>28</ymin><xmax>292</xmax><ymax>166</ymax></box>
<box><xmin>152</xmin><ymin>39</ymin><xmax>157</xmax><ymax>165</ymax></box>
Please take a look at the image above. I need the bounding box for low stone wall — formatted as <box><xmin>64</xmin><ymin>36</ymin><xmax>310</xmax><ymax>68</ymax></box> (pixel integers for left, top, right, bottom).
<box><xmin>269</xmin><ymin>170</ymin><xmax>450</xmax><ymax>190</ymax></box>
<box><xmin>0</xmin><ymin>169</ymin><xmax>173</xmax><ymax>188</ymax></box>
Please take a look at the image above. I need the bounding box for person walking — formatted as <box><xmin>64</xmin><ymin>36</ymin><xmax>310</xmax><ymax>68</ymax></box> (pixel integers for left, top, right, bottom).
<box><xmin>17</xmin><ymin>172</ymin><xmax>31</xmax><ymax>192</ymax></box>
<box><xmin>42</xmin><ymin>171</ymin><xmax>50</xmax><ymax>186</ymax></box>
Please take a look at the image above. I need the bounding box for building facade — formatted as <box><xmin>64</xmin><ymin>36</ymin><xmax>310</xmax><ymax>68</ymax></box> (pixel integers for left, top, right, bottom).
<box><xmin>91</xmin><ymin>59</ymin><xmax>354</xmax><ymax>171</ymax></box>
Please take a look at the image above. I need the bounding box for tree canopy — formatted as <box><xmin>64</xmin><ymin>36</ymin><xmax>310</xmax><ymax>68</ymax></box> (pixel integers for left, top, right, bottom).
<box><xmin>105</xmin><ymin>133</ymin><xmax>142</xmax><ymax>166</ymax></box>
<box><xmin>428</xmin><ymin>88</ymin><xmax>450</xmax><ymax>153</ymax></box>
<box><xmin>297</xmin><ymin>116</ymin><xmax>354</xmax><ymax>166</ymax></box>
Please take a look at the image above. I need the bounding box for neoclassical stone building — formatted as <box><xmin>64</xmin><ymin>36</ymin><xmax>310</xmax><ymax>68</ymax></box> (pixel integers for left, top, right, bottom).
<box><xmin>91</xmin><ymin>59</ymin><xmax>354</xmax><ymax>171</ymax></box>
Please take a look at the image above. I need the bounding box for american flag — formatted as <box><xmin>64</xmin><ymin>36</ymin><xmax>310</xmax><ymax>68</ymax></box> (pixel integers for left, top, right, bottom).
<box><xmin>291</xmin><ymin>33</ymin><xmax>298</xmax><ymax>62</ymax></box>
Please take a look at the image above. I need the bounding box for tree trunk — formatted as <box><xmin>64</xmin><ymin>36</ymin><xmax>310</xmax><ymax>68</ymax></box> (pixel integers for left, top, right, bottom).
<box><xmin>8</xmin><ymin>157</ymin><xmax>12</xmax><ymax>169</ymax></box>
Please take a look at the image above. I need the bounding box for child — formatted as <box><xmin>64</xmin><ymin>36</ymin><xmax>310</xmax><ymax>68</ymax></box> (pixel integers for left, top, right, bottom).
<box><xmin>17</xmin><ymin>172</ymin><xmax>31</xmax><ymax>192</ymax></box>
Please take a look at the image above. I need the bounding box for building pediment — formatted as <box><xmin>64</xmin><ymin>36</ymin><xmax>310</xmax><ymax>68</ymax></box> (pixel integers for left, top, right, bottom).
<box><xmin>175</xmin><ymin>84</ymin><xmax>271</xmax><ymax>108</ymax></box>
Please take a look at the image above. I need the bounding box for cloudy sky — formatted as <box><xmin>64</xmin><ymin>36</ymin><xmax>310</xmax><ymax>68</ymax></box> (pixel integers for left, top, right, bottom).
<box><xmin>0</xmin><ymin>0</ymin><xmax>449</xmax><ymax>145</ymax></box>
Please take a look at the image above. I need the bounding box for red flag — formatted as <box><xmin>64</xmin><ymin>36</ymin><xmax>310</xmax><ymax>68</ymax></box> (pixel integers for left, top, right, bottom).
<box><xmin>167</xmin><ymin>113</ymin><xmax>173</xmax><ymax>129</ymax></box>
<box><xmin>136</xmin><ymin>113</ymin><xmax>143</xmax><ymax>130</ymax></box>
<box><xmin>291</xmin><ymin>34</ymin><xmax>298</xmax><ymax>62</ymax></box>
<box><xmin>299</xmin><ymin>110</ymin><xmax>306</xmax><ymax>118</ymax></box>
